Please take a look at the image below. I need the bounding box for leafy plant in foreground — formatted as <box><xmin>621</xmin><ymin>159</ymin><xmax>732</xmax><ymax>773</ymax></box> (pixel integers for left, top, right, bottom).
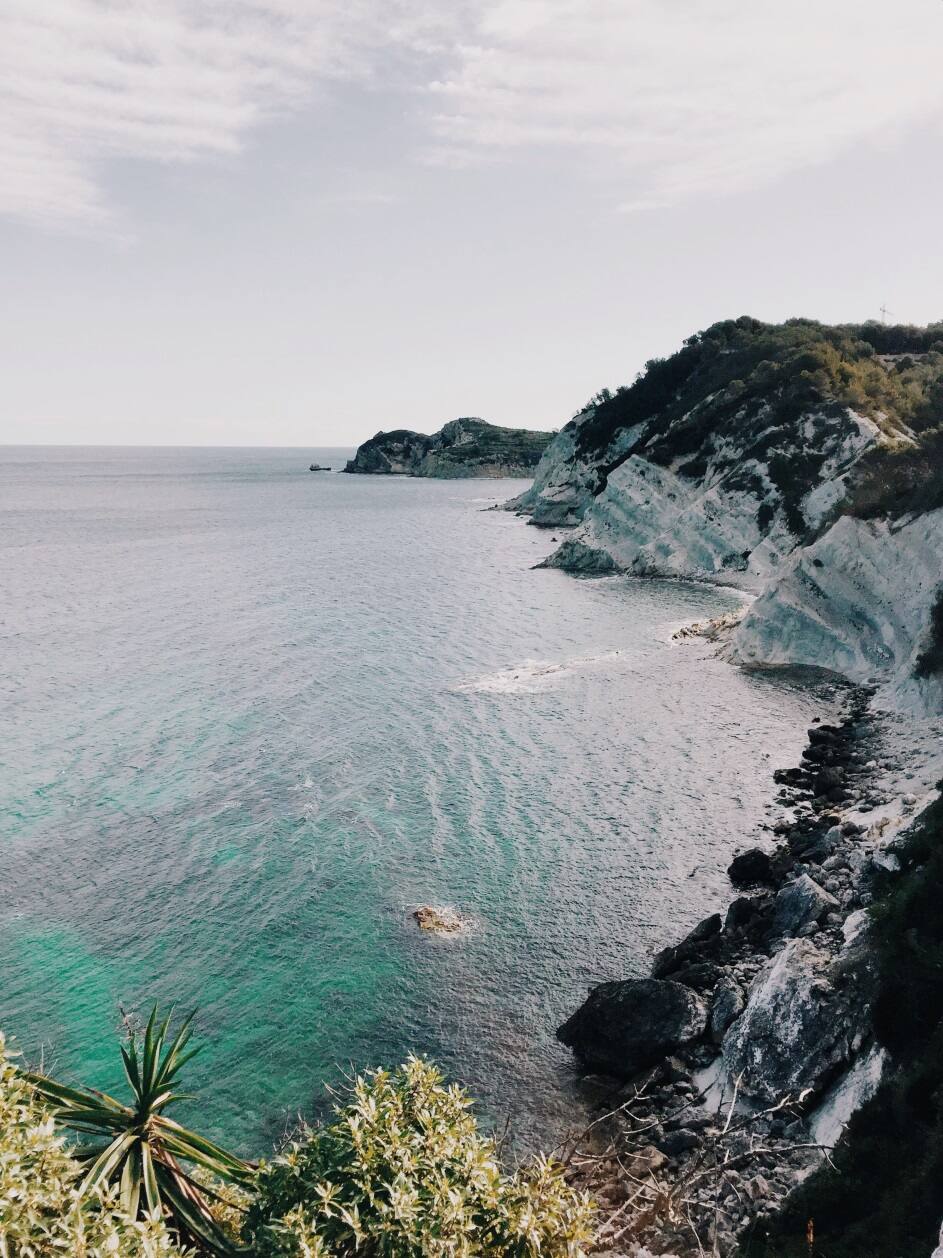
<box><xmin>24</xmin><ymin>1007</ymin><xmax>251</xmax><ymax>1255</ymax></box>
<box><xmin>243</xmin><ymin>1055</ymin><xmax>595</xmax><ymax>1257</ymax></box>
<box><xmin>0</xmin><ymin>1032</ymin><xmax>183</xmax><ymax>1256</ymax></box>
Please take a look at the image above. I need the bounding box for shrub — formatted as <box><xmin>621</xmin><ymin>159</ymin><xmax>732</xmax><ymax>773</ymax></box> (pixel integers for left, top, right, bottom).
<box><xmin>0</xmin><ymin>1034</ymin><xmax>183</xmax><ymax>1257</ymax></box>
<box><xmin>25</xmin><ymin>1008</ymin><xmax>251</xmax><ymax>1255</ymax></box>
<box><xmin>242</xmin><ymin>1056</ymin><xmax>594</xmax><ymax>1257</ymax></box>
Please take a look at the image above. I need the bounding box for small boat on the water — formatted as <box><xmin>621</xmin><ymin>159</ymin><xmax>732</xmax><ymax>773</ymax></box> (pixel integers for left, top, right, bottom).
<box><xmin>309</xmin><ymin>463</ymin><xmax>332</xmax><ymax>471</ymax></box>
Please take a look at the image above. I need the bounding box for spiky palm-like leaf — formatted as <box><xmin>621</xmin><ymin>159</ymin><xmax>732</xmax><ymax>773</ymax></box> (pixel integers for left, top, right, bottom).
<box><xmin>25</xmin><ymin>1007</ymin><xmax>251</xmax><ymax>1255</ymax></box>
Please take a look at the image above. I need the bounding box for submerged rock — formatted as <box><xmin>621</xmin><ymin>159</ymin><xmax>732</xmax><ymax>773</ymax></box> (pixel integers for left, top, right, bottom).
<box><xmin>412</xmin><ymin>905</ymin><xmax>464</xmax><ymax>933</ymax></box>
<box><xmin>557</xmin><ymin>978</ymin><xmax>707</xmax><ymax>1077</ymax></box>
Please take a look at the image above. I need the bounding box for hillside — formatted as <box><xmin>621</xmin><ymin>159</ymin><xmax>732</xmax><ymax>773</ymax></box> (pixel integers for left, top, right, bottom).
<box><xmin>508</xmin><ymin>316</ymin><xmax>943</xmax><ymax>713</ymax></box>
<box><xmin>344</xmin><ymin>417</ymin><xmax>553</xmax><ymax>478</ymax></box>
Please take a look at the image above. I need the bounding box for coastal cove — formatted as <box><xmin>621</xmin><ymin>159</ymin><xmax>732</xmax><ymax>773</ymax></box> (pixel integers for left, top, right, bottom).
<box><xmin>1</xmin><ymin>446</ymin><xmax>837</xmax><ymax>1157</ymax></box>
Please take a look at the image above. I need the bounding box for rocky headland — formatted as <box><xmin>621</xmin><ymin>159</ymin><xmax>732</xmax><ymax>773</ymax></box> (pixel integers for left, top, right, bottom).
<box><xmin>508</xmin><ymin>317</ymin><xmax>943</xmax><ymax>1255</ymax></box>
<box><xmin>344</xmin><ymin>417</ymin><xmax>553</xmax><ymax>478</ymax></box>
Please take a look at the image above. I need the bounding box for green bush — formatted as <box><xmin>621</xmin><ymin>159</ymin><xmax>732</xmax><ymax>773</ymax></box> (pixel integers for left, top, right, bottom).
<box><xmin>0</xmin><ymin>1034</ymin><xmax>184</xmax><ymax>1257</ymax></box>
<box><xmin>242</xmin><ymin>1056</ymin><xmax>594</xmax><ymax>1258</ymax></box>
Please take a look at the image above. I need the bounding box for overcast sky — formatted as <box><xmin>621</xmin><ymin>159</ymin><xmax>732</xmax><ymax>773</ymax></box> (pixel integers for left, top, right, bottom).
<box><xmin>3</xmin><ymin>0</ymin><xmax>943</xmax><ymax>447</ymax></box>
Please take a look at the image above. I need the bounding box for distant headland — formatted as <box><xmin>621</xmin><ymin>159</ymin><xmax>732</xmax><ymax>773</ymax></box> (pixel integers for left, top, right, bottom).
<box><xmin>343</xmin><ymin>417</ymin><xmax>553</xmax><ymax>478</ymax></box>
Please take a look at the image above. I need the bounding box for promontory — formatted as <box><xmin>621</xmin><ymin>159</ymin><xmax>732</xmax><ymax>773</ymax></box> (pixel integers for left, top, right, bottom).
<box><xmin>343</xmin><ymin>417</ymin><xmax>553</xmax><ymax>478</ymax></box>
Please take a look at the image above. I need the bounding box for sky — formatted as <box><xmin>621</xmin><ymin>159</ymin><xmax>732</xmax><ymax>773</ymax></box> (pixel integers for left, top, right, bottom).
<box><xmin>2</xmin><ymin>0</ymin><xmax>943</xmax><ymax>447</ymax></box>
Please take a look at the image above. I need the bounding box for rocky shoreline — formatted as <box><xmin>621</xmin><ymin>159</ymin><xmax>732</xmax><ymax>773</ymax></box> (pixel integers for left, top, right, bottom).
<box><xmin>555</xmin><ymin>685</ymin><xmax>943</xmax><ymax>1256</ymax></box>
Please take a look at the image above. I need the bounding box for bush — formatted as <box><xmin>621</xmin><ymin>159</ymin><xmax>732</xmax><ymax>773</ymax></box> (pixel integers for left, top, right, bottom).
<box><xmin>242</xmin><ymin>1056</ymin><xmax>594</xmax><ymax>1257</ymax></box>
<box><xmin>0</xmin><ymin>1034</ymin><xmax>183</xmax><ymax>1257</ymax></box>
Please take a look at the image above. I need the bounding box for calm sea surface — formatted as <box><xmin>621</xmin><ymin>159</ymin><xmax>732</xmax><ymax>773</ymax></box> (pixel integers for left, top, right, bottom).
<box><xmin>0</xmin><ymin>446</ymin><xmax>832</xmax><ymax>1153</ymax></box>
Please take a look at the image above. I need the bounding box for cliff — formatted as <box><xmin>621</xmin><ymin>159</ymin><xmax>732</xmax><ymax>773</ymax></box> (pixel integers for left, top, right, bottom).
<box><xmin>509</xmin><ymin>316</ymin><xmax>943</xmax><ymax>715</ymax></box>
<box><xmin>344</xmin><ymin>418</ymin><xmax>553</xmax><ymax>478</ymax></box>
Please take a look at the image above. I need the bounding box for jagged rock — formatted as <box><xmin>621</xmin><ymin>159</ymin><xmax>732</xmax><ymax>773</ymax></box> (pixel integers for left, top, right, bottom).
<box><xmin>728</xmin><ymin>848</ymin><xmax>775</xmax><ymax>888</ymax></box>
<box><xmin>557</xmin><ymin>978</ymin><xmax>707</xmax><ymax>1077</ymax></box>
<box><xmin>412</xmin><ymin>905</ymin><xmax>464</xmax><ymax>933</ymax></box>
<box><xmin>658</xmin><ymin>1128</ymin><xmax>700</xmax><ymax>1156</ymax></box>
<box><xmin>709</xmin><ymin>977</ymin><xmax>745</xmax><ymax>1043</ymax></box>
<box><xmin>725</xmin><ymin>894</ymin><xmax>773</xmax><ymax>937</ymax></box>
<box><xmin>651</xmin><ymin>913</ymin><xmax>723</xmax><ymax>978</ymax></box>
<box><xmin>771</xmin><ymin>874</ymin><xmax>839</xmax><ymax>938</ymax></box>
<box><xmin>721</xmin><ymin>939</ymin><xmax>869</xmax><ymax>1103</ymax></box>
<box><xmin>670</xmin><ymin>961</ymin><xmax>726</xmax><ymax>993</ymax></box>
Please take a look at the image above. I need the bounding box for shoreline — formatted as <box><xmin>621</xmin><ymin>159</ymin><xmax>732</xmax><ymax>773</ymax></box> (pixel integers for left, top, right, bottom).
<box><xmin>550</xmin><ymin>666</ymin><xmax>943</xmax><ymax>1255</ymax></box>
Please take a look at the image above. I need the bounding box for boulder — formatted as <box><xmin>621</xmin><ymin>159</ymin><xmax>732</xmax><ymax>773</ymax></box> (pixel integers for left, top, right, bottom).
<box><xmin>725</xmin><ymin>894</ymin><xmax>773</xmax><ymax>937</ymax></box>
<box><xmin>557</xmin><ymin>978</ymin><xmax>708</xmax><ymax>1077</ymax></box>
<box><xmin>771</xmin><ymin>874</ymin><xmax>838</xmax><ymax>938</ymax></box>
<box><xmin>651</xmin><ymin>913</ymin><xmax>723</xmax><ymax>978</ymax></box>
<box><xmin>728</xmin><ymin>848</ymin><xmax>775</xmax><ymax>888</ymax></box>
<box><xmin>709</xmin><ymin>977</ymin><xmax>746</xmax><ymax>1043</ymax></box>
<box><xmin>722</xmin><ymin>939</ymin><xmax>863</xmax><ymax>1103</ymax></box>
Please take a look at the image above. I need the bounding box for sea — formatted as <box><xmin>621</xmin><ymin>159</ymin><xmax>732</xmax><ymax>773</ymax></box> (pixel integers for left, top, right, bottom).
<box><xmin>0</xmin><ymin>445</ymin><xmax>835</xmax><ymax>1155</ymax></box>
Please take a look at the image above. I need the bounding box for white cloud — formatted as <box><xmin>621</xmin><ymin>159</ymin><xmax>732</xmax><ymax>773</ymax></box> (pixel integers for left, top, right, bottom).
<box><xmin>2</xmin><ymin>0</ymin><xmax>942</xmax><ymax>228</ymax></box>
<box><xmin>427</xmin><ymin>0</ymin><xmax>943</xmax><ymax>203</ymax></box>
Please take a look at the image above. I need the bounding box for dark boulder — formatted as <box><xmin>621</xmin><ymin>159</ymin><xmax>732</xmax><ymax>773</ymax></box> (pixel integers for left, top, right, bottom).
<box><xmin>651</xmin><ymin>913</ymin><xmax>723</xmax><ymax>978</ymax></box>
<box><xmin>557</xmin><ymin>978</ymin><xmax>707</xmax><ymax>1078</ymax></box>
<box><xmin>671</xmin><ymin>961</ymin><xmax>726</xmax><ymax>993</ymax></box>
<box><xmin>725</xmin><ymin>894</ymin><xmax>773</xmax><ymax>938</ymax></box>
<box><xmin>728</xmin><ymin>848</ymin><xmax>775</xmax><ymax>888</ymax></box>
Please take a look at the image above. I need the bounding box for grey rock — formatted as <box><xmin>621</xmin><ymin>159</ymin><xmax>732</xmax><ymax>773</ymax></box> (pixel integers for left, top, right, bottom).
<box><xmin>709</xmin><ymin>977</ymin><xmax>746</xmax><ymax>1043</ymax></box>
<box><xmin>721</xmin><ymin>939</ymin><xmax>871</xmax><ymax>1103</ymax></box>
<box><xmin>771</xmin><ymin>874</ymin><xmax>839</xmax><ymax>938</ymax></box>
<box><xmin>557</xmin><ymin>978</ymin><xmax>708</xmax><ymax>1078</ymax></box>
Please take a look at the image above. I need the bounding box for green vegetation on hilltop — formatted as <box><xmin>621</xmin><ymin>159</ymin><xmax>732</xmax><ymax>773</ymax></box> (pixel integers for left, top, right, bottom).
<box><xmin>572</xmin><ymin>316</ymin><xmax>943</xmax><ymax>524</ymax></box>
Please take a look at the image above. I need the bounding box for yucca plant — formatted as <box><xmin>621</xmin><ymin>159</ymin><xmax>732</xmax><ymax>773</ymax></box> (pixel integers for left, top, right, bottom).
<box><xmin>24</xmin><ymin>1007</ymin><xmax>252</xmax><ymax>1255</ymax></box>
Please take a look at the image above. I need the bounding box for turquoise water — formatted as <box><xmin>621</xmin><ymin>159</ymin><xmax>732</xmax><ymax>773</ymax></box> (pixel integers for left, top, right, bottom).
<box><xmin>0</xmin><ymin>446</ymin><xmax>831</xmax><ymax>1154</ymax></box>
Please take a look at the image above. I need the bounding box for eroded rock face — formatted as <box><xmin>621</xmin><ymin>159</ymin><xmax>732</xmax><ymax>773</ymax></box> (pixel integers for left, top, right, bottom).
<box><xmin>722</xmin><ymin>939</ymin><xmax>870</xmax><ymax>1103</ymax></box>
<box><xmin>557</xmin><ymin>978</ymin><xmax>707</xmax><ymax>1078</ymax></box>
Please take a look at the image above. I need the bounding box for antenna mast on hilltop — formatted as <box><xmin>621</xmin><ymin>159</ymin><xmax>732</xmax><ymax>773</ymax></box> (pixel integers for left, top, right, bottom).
<box><xmin>879</xmin><ymin>304</ymin><xmax>894</xmax><ymax>324</ymax></box>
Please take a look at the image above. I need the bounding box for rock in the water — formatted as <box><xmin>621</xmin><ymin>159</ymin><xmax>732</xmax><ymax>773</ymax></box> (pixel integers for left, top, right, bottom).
<box><xmin>557</xmin><ymin>978</ymin><xmax>707</xmax><ymax>1078</ymax></box>
<box><xmin>412</xmin><ymin>905</ymin><xmax>464</xmax><ymax>933</ymax></box>
<box><xmin>722</xmin><ymin>939</ymin><xmax>863</xmax><ymax>1103</ymax></box>
<box><xmin>771</xmin><ymin>874</ymin><xmax>839</xmax><ymax>938</ymax></box>
<box><xmin>709</xmin><ymin>977</ymin><xmax>745</xmax><ymax>1044</ymax></box>
<box><xmin>728</xmin><ymin>848</ymin><xmax>775</xmax><ymax>888</ymax></box>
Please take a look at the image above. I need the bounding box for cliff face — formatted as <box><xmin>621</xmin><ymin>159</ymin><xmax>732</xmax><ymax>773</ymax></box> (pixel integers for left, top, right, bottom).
<box><xmin>510</xmin><ymin>316</ymin><xmax>943</xmax><ymax>714</ymax></box>
<box><xmin>344</xmin><ymin>418</ymin><xmax>552</xmax><ymax>478</ymax></box>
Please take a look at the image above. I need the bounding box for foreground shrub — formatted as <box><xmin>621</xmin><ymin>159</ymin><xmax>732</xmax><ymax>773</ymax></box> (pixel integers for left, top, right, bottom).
<box><xmin>243</xmin><ymin>1056</ymin><xmax>594</xmax><ymax>1257</ymax></box>
<box><xmin>0</xmin><ymin>1033</ymin><xmax>183</xmax><ymax>1257</ymax></box>
<box><xmin>24</xmin><ymin>1008</ymin><xmax>251</xmax><ymax>1256</ymax></box>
